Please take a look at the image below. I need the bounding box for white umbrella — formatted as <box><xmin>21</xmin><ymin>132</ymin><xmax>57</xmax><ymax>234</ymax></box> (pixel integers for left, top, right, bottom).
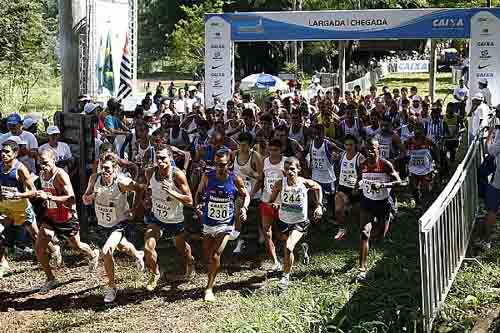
<box><xmin>240</xmin><ymin>73</ymin><xmax>288</xmax><ymax>92</ymax></box>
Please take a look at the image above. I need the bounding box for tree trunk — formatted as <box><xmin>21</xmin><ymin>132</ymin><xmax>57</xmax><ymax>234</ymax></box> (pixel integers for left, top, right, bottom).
<box><xmin>59</xmin><ymin>0</ymin><xmax>86</xmax><ymax>112</ymax></box>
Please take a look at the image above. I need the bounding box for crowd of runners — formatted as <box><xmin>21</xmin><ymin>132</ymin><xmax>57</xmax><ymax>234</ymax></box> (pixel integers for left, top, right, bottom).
<box><xmin>0</xmin><ymin>79</ymin><xmax>492</xmax><ymax>304</ymax></box>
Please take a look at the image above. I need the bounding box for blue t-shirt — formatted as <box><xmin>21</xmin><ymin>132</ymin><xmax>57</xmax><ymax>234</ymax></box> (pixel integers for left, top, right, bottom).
<box><xmin>104</xmin><ymin>115</ymin><xmax>120</xmax><ymax>130</ymax></box>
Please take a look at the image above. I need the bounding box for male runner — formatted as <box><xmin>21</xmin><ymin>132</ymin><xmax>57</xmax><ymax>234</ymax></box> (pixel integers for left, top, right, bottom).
<box><xmin>83</xmin><ymin>153</ymin><xmax>146</xmax><ymax>303</ymax></box>
<box><xmin>251</xmin><ymin>139</ymin><xmax>285</xmax><ymax>272</ymax></box>
<box><xmin>268</xmin><ymin>157</ymin><xmax>323</xmax><ymax>290</ymax></box>
<box><xmin>142</xmin><ymin>148</ymin><xmax>193</xmax><ymax>291</ymax></box>
<box><xmin>0</xmin><ymin>139</ymin><xmax>37</xmax><ymax>277</ymax></box>
<box><xmin>335</xmin><ymin>135</ymin><xmax>364</xmax><ymax>240</ymax></box>
<box><xmin>358</xmin><ymin>138</ymin><xmax>402</xmax><ymax>280</ymax></box>
<box><xmin>232</xmin><ymin>132</ymin><xmax>263</xmax><ymax>254</ymax></box>
<box><xmin>195</xmin><ymin>148</ymin><xmax>249</xmax><ymax>301</ymax></box>
<box><xmin>35</xmin><ymin>149</ymin><xmax>99</xmax><ymax>293</ymax></box>
<box><xmin>406</xmin><ymin>122</ymin><xmax>439</xmax><ymax>204</ymax></box>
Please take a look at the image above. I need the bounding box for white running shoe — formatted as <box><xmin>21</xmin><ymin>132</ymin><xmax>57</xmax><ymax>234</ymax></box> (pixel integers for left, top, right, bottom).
<box><xmin>39</xmin><ymin>279</ymin><xmax>58</xmax><ymax>295</ymax></box>
<box><xmin>233</xmin><ymin>239</ymin><xmax>245</xmax><ymax>255</ymax></box>
<box><xmin>135</xmin><ymin>251</ymin><xmax>145</xmax><ymax>272</ymax></box>
<box><xmin>51</xmin><ymin>245</ymin><xmax>63</xmax><ymax>267</ymax></box>
<box><xmin>204</xmin><ymin>288</ymin><xmax>216</xmax><ymax>302</ymax></box>
<box><xmin>104</xmin><ymin>287</ymin><xmax>117</xmax><ymax>303</ymax></box>
<box><xmin>88</xmin><ymin>249</ymin><xmax>100</xmax><ymax>272</ymax></box>
<box><xmin>279</xmin><ymin>275</ymin><xmax>289</xmax><ymax>290</ymax></box>
<box><xmin>270</xmin><ymin>261</ymin><xmax>282</xmax><ymax>273</ymax></box>
<box><xmin>477</xmin><ymin>241</ymin><xmax>492</xmax><ymax>251</ymax></box>
<box><xmin>0</xmin><ymin>262</ymin><xmax>9</xmax><ymax>278</ymax></box>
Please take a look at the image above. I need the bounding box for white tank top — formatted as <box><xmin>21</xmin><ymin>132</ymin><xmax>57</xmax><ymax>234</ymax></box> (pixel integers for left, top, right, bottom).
<box><xmin>94</xmin><ymin>175</ymin><xmax>130</xmax><ymax>227</ymax></box>
<box><xmin>309</xmin><ymin>142</ymin><xmax>336</xmax><ymax>184</ymax></box>
<box><xmin>400</xmin><ymin>125</ymin><xmax>414</xmax><ymax>144</ymax></box>
<box><xmin>339</xmin><ymin>152</ymin><xmax>361</xmax><ymax>189</ymax></box>
<box><xmin>279</xmin><ymin>177</ymin><xmax>308</xmax><ymax>224</ymax></box>
<box><xmin>408</xmin><ymin>145</ymin><xmax>433</xmax><ymax>176</ymax></box>
<box><xmin>226</xmin><ymin>121</ymin><xmax>241</xmax><ymax>141</ymax></box>
<box><xmin>233</xmin><ymin>150</ymin><xmax>261</xmax><ymax>199</ymax></box>
<box><xmin>361</xmin><ymin>162</ymin><xmax>391</xmax><ymax>201</ymax></box>
<box><xmin>262</xmin><ymin>157</ymin><xmax>284</xmax><ymax>203</ymax></box>
<box><xmin>149</xmin><ymin>168</ymin><xmax>185</xmax><ymax>224</ymax></box>
<box><xmin>376</xmin><ymin>133</ymin><xmax>393</xmax><ymax>160</ymax></box>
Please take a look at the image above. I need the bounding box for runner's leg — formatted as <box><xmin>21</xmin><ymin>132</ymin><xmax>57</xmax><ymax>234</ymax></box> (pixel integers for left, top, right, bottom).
<box><xmin>283</xmin><ymin>230</ymin><xmax>304</xmax><ymax>275</ymax></box>
<box><xmin>35</xmin><ymin>224</ymin><xmax>55</xmax><ymax>281</ymax></box>
<box><xmin>174</xmin><ymin>233</ymin><xmax>193</xmax><ymax>276</ymax></box>
<box><xmin>205</xmin><ymin>233</ymin><xmax>230</xmax><ymax>293</ymax></box>
<box><xmin>144</xmin><ymin>224</ymin><xmax>161</xmax><ymax>275</ymax></box>
<box><xmin>102</xmin><ymin>230</ymin><xmax>123</xmax><ymax>289</ymax></box>
<box><xmin>261</xmin><ymin>215</ymin><xmax>279</xmax><ymax>266</ymax></box>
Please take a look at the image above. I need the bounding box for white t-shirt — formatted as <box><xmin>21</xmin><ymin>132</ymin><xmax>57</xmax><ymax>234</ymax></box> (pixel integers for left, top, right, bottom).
<box><xmin>469</xmin><ymin>103</ymin><xmax>491</xmax><ymax>135</ymax></box>
<box><xmin>185</xmin><ymin>97</ymin><xmax>197</xmax><ymax>112</ymax></box>
<box><xmin>479</xmin><ymin>87</ymin><xmax>492</xmax><ymax>107</ymax></box>
<box><xmin>175</xmin><ymin>98</ymin><xmax>187</xmax><ymax>115</ymax></box>
<box><xmin>39</xmin><ymin>142</ymin><xmax>72</xmax><ymax>162</ymax></box>
<box><xmin>453</xmin><ymin>86</ymin><xmax>469</xmax><ymax>101</ymax></box>
<box><xmin>0</xmin><ymin>131</ymin><xmax>38</xmax><ymax>173</ymax></box>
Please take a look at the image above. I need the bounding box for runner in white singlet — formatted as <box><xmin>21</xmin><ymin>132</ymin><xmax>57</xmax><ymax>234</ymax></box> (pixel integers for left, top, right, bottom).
<box><xmin>268</xmin><ymin>157</ymin><xmax>322</xmax><ymax>290</ymax></box>
<box><xmin>83</xmin><ymin>153</ymin><xmax>146</xmax><ymax>303</ymax></box>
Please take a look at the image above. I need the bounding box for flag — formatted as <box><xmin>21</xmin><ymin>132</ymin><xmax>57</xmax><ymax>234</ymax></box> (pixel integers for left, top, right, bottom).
<box><xmin>102</xmin><ymin>31</ymin><xmax>115</xmax><ymax>95</ymax></box>
<box><xmin>96</xmin><ymin>35</ymin><xmax>104</xmax><ymax>93</ymax></box>
<box><xmin>117</xmin><ymin>33</ymin><xmax>133</xmax><ymax>101</ymax></box>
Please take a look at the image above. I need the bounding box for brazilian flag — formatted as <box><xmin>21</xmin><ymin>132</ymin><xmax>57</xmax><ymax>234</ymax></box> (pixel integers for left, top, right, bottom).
<box><xmin>103</xmin><ymin>31</ymin><xmax>115</xmax><ymax>95</ymax></box>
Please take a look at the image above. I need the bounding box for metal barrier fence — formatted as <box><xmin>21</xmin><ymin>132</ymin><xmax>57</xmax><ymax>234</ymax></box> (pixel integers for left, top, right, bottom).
<box><xmin>419</xmin><ymin>130</ymin><xmax>486</xmax><ymax>332</ymax></box>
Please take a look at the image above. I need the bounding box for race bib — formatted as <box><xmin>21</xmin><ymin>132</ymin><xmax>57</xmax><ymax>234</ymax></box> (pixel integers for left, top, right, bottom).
<box><xmin>265</xmin><ymin>176</ymin><xmax>279</xmax><ymax>193</ymax></box>
<box><xmin>411</xmin><ymin>156</ymin><xmax>425</xmax><ymax>167</ymax></box>
<box><xmin>208</xmin><ymin>201</ymin><xmax>232</xmax><ymax>221</ymax></box>
<box><xmin>339</xmin><ymin>171</ymin><xmax>357</xmax><ymax>188</ymax></box>
<box><xmin>47</xmin><ymin>200</ymin><xmax>58</xmax><ymax>209</ymax></box>
<box><xmin>152</xmin><ymin>199</ymin><xmax>171</xmax><ymax>222</ymax></box>
<box><xmin>282</xmin><ymin>191</ymin><xmax>302</xmax><ymax>205</ymax></box>
<box><xmin>243</xmin><ymin>177</ymin><xmax>253</xmax><ymax>194</ymax></box>
<box><xmin>95</xmin><ymin>204</ymin><xmax>117</xmax><ymax>225</ymax></box>
<box><xmin>311</xmin><ymin>158</ymin><xmax>324</xmax><ymax>170</ymax></box>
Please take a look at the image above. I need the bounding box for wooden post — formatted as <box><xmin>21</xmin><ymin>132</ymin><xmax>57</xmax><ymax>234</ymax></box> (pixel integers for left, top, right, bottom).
<box><xmin>339</xmin><ymin>40</ymin><xmax>346</xmax><ymax>96</ymax></box>
<box><xmin>429</xmin><ymin>39</ymin><xmax>437</xmax><ymax>102</ymax></box>
<box><xmin>59</xmin><ymin>0</ymin><xmax>86</xmax><ymax>112</ymax></box>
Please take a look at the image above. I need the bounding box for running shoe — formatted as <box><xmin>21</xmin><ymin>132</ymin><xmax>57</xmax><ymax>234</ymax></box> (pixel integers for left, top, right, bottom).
<box><xmin>145</xmin><ymin>273</ymin><xmax>160</xmax><ymax>291</ymax></box>
<box><xmin>334</xmin><ymin>228</ymin><xmax>347</xmax><ymax>240</ymax></box>
<box><xmin>39</xmin><ymin>279</ymin><xmax>58</xmax><ymax>295</ymax></box>
<box><xmin>233</xmin><ymin>239</ymin><xmax>245</xmax><ymax>255</ymax></box>
<box><xmin>204</xmin><ymin>288</ymin><xmax>216</xmax><ymax>302</ymax></box>
<box><xmin>50</xmin><ymin>245</ymin><xmax>63</xmax><ymax>267</ymax></box>
<box><xmin>88</xmin><ymin>249</ymin><xmax>100</xmax><ymax>272</ymax></box>
<box><xmin>104</xmin><ymin>287</ymin><xmax>117</xmax><ymax>303</ymax></box>
<box><xmin>0</xmin><ymin>262</ymin><xmax>9</xmax><ymax>278</ymax></box>
<box><xmin>135</xmin><ymin>251</ymin><xmax>145</xmax><ymax>272</ymax></box>
<box><xmin>357</xmin><ymin>269</ymin><xmax>368</xmax><ymax>282</ymax></box>
<box><xmin>269</xmin><ymin>261</ymin><xmax>282</xmax><ymax>273</ymax></box>
<box><xmin>228</xmin><ymin>229</ymin><xmax>241</xmax><ymax>241</ymax></box>
<box><xmin>278</xmin><ymin>275</ymin><xmax>289</xmax><ymax>290</ymax></box>
<box><xmin>301</xmin><ymin>243</ymin><xmax>310</xmax><ymax>265</ymax></box>
<box><xmin>477</xmin><ymin>240</ymin><xmax>492</xmax><ymax>251</ymax></box>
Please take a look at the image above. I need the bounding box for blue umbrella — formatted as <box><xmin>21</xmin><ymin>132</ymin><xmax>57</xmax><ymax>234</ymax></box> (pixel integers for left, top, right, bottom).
<box><xmin>255</xmin><ymin>73</ymin><xmax>276</xmax><ymax>88</ymax></box>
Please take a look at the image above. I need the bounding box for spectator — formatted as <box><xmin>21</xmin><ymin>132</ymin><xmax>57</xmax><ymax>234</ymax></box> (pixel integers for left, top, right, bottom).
<box><xmin>39</xmin><ymin>126</ymin><xmax>73</xmax><ymax>172</ymax></box>
<box><xmin>468</xmin><ymin>93</ymin><xmax>491</xmax><ymax>144</ymax></box>
<box><xmin>0</xmin><ymin>114</ymin><xmax>38</xmax><ymax>174</ymax></box>
<box><xmin>69</xmin><ymin>95</ymin><xmax>91</xmax><ymax>113</ymax></box>
<box><xmin>478</xmin><ymin>79</ymin><xmax>492</xmax><ymax>107</ymax></box>
<box><xmin>23</xmin><ymin>118</ymin><xmax>38</xmax><ymax>135</ymax></box>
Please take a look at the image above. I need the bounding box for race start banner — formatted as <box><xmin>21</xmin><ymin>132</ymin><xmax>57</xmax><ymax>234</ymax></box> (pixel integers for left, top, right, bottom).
<box><xmin>205</xmin><ymin>8</ymin><xmax>500</xmax><ymax>107</ymax></box>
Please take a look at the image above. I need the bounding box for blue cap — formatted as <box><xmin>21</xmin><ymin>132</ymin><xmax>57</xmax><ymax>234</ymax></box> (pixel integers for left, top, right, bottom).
<box><xmin>6</xmin><ymin>114</ymin><xmax>22</xmax><ymax>126</ymax></box>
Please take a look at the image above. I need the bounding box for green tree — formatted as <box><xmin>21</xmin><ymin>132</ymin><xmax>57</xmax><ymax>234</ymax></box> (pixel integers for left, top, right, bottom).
<box><xmin>169</xmin><ymin>0</ymin><xmax>225</xmax><ymax>76</ymax></box>
<box><xmin>0</xmin><ymin>0</ymin><xmax>55</xmax><ymax>113</ymax></box>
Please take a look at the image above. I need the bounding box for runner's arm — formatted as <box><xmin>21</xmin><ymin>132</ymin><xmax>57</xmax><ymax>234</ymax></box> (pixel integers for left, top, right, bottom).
<box><xmin>250</xmin><ymin>161</ymin><xmax>264</xmax><ymax>198</ymax></box>
<box><xmin>235</xmin><ymin>175</ymin><xmax>250</xmax><ymax>212</ymax></box>
<box><xmin>16</xmin><ymin>165</ymin><xmax>36</xmax><ymax>199</ymax></box>
<box><xmin>303</xmin><ymin>178</ymin><xmax>323</xmax><ymax>210</ymax></box>
<box><xmin>393</xmin><ymin>134</ymin><xmax>406</xmax><ymax>160</ymax></box>
<box><xmin>42</xmin><ymin>171</ymin><xmax>75</xmax><ymax>205</ymax></box>
<box><xmin>163</xmin><ymin>169</ymin><xmax>193</xmax><ymax>207</ymax></box>
<box><xmin>267</xmin><ymin>180</ymin><xmax>283</xmax><ymax>206</ymax></box>
<box><xmin>82</xmin><ymin>173</ymin><xmax>98</xmax><ymax>205</ymax></box>
<box><xmin>194</xmin><ymin>174</ymin><xmax>208</xmax><ymax>208</ymax></box>
<box><xmin>380</xmin><ymin>161</ymin><xmax>403</xmax><ymax>189</ymax></box>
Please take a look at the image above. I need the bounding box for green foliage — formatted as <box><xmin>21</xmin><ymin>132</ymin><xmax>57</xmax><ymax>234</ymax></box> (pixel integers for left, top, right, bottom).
<box><xmin>168</xmin><ymin>0</ymin><xmax>225</xmax><ymax>75</ymax></box>
<box><xmin>0</xmin><ymin>0</ymin><xmax>56</xmax><ymax>115</ymax></box>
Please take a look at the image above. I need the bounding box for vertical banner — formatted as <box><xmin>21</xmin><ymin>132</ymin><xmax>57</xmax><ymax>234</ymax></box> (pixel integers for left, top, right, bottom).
<box><xmin>205</xmin><ymin>16</ymin><xmax>233</xmax><ymax>108</ymax></box>
<box><xmin>470</xmin><ymin>11</ymin><xmax>500</xmax><ymax>106</ymax></box>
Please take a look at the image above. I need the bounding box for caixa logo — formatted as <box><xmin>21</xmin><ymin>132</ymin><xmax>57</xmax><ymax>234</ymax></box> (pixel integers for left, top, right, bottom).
<box><xmin>432</xmin><ymin>18</ymin><xmax>465</xmax><ymax>28</ymax></box>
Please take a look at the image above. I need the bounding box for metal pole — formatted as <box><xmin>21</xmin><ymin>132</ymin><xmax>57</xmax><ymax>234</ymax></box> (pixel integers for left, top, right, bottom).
<box><xmin>429</xmin><ymin>39</ymin><xmax>437</xmax><ymax>102</ymax></box>
<box><xmin>339</xmin><ymin>40</ymin><xmax>346</xmax><ymax>96</ymax></box>
<box><xmin>292</xmin><ymin>0</ymin><xmax>298</xmax><ymax>70</ymax></box>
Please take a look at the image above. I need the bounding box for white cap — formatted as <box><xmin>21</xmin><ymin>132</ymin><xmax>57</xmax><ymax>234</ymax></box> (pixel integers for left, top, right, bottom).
<box><xmin>23</xmin><ymin>118</ymin><xmax>37</xmax><ymax>129</ymax></box>
<box><xmin>188</xmin><ymin>85</ymin><xmax>197</xmax><ymax>92</ymax></box>
<box><xmin>47</xmin><ymin>126</ymin><xmax>61</xmax><ymax>135</ymax></box>
<box><xmin>412</xmin><ymin>95</ymin><xmax>422</xmax><ymax>102</ymax></box>
<box><xmin>472</xmin><ymin>92</ymin><xmax>484</xmax><ymax>101</ymax></box>
<box><xmin>4</xmin><ymin>136</ymin><xmax>22</xmax><ymax>145</ymax></box>
<box><xmin>83</xmin><ymin>103</ymin><xmax>99</xmax><ymax>114</ymax></box>
<box><xmin>313</xmin><ymin>77</ymin><xmax>320</xmax><ymax>83</ymax></box>
<box><xmin>479</xmin><ymin>78</ymin><xmax>488</xmax><ymax>85</ymax></box>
